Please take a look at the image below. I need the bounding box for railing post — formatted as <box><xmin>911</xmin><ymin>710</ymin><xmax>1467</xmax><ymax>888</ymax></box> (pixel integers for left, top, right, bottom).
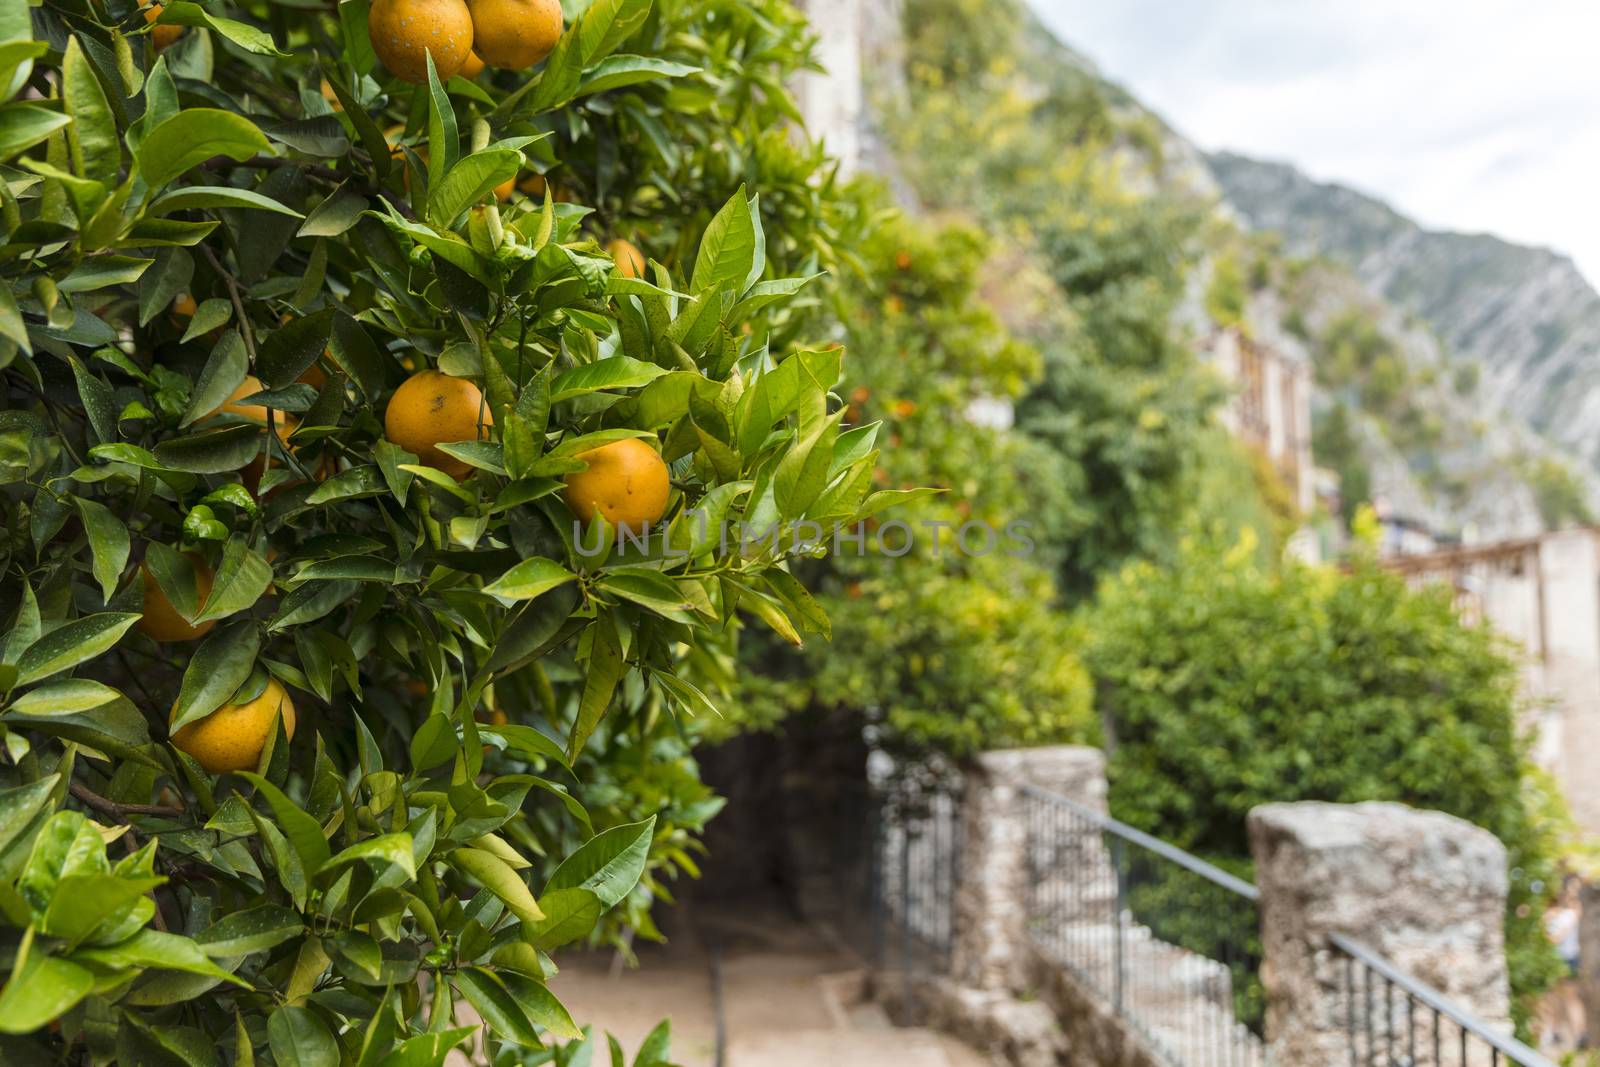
<box><xmin>1110</xmin><ymin>835</ymin><xmax>1125</xmax><ymax>1016</ymax></box>
<box><xmin>1249</xmin><ymin>801</ymin><xmax>1512</xmax><ymax>1067</ymax></box>
<box><xmin>949</xmin><ymin>746</ymin><xmax>1108</xmax><ymax>992</ymax></box>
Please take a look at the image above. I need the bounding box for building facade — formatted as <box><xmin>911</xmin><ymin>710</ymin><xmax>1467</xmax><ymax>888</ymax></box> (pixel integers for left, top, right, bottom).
<box><xmin>1385</xmin><ymin>528</ymin><xmax>1600</xmax><ymax>835</ymax></box>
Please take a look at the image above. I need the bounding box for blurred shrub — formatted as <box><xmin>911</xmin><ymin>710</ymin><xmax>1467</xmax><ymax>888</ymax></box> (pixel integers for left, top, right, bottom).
<box><xmin>1083</xmin><ymin>535</ymin><xmax>1566</xmax><ymax>1021</ymax></box>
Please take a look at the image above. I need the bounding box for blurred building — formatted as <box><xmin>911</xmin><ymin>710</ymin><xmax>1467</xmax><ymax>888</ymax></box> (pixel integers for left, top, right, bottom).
<box><xmin>1384</xmin><ymin>527</ymin><xmax>1600</xmax><ymax>836</ymax></box>
<box><xmin>1201</xmin><ymin>327</ymin><xmax>1316</xmax><ymax>516</ymax></box>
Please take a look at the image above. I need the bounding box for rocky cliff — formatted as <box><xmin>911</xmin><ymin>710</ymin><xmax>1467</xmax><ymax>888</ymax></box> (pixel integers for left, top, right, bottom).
<box><xmin>1208</xmin><ymin>151</ymin><xmax>1600</xmax><ymax>472</ymax></box>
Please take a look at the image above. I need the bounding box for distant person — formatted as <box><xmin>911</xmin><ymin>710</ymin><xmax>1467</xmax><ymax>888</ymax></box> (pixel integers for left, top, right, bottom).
<box><xmin>1538</xmin><ymin>876</ymin><xmax>1586</xmax><ymax>1055</ymax></box>
<box><xmin>1549</xmin><ymin>877</ymin><xmax>1582</xmax><ymax>976</ymax></box>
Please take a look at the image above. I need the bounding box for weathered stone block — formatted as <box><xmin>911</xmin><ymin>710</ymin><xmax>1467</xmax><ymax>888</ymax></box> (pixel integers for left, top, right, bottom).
<box><xmin>1250</xmin><ymin>801</ymin><xmax>1510</xmax><ymax>1066</ymax></box>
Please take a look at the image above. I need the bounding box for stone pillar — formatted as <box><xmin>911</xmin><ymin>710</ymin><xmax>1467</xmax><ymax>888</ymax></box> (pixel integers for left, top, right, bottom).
<box><xmin>1579</xmin><ymin>882</ymin><xmax>1600</xmax><ymax>1048</ymax></box>
<box><xmin>1249</xmin><ymin>801</ymin><xmax>1511</xmax><ymax>1067</ymax></box>
<box><xmin>950</xmin><ymin>746</ymin><xmax>1106</xmax><ymax>991</ymax></box>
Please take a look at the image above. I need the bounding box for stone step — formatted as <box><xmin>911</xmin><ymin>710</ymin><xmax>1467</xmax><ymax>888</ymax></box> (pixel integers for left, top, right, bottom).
<box><xmin>728</xmin><ymin>1027</ymin><xmax>985</xmax><ymax>1067</ymax></box>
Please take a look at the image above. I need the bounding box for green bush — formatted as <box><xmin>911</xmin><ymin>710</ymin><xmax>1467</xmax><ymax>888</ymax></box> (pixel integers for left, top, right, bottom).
<box><xmin>1084</xmin><ymin>536</ymin><xmax>1566</xmax><ymax>1026</ymax></box>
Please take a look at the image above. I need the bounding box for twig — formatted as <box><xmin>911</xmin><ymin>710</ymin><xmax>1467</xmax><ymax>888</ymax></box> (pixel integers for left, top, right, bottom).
<box><xmin>71</xmin><ymin>781</ymin><xmax>185</xmax><ymax>820</ymax></box>
<box><xmin>199</xmin><ymin>242</ymin><xmax>316</xmax><ymax>482</ymax></box>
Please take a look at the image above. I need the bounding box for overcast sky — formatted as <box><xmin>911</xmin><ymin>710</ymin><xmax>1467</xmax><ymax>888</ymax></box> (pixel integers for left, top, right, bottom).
<box><xmin>1026</xmin><ymin>0</ymin><xmax>1600</xmax><ymax>286</ymax></box>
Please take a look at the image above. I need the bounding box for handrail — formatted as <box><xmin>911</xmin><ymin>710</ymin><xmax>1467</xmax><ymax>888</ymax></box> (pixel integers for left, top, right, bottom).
<box><xmin>1328</xmin><ymin>933</ymin><xmax>1560</xmax><ymax>1067</ymax></box>
<box><xmin>1018</xmin><ymin>783</ymin><xmax>1260</xmax><ymax>901</ymax></box>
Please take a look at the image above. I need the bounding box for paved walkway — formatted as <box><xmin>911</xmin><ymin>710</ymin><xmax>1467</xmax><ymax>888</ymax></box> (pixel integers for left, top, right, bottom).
<box><xmin>549</xmin><ymin>910</ymin><xmax>992</xmax><ymax>1067</ymax></box>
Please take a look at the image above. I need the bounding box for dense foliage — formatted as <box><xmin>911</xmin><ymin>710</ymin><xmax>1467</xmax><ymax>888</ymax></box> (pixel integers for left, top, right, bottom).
<box><xmin>1084</xmin><ymin>535</ymin><xmax>1566</xmax><ymax>1018</ymax></box>
<box><xmin>894</xmin><ymin>0</ymin><xmax>1237</xmax><ymax>595</ymax></box>
<box><xmin>0</xmin><ymin>0</ymin><xmax>901</xmax><ymax>1062</ymax></box>
<box><xmin>730</xmin><ymin>198</ymin><xmax>1096</xmax><ymax>755</ymax></box>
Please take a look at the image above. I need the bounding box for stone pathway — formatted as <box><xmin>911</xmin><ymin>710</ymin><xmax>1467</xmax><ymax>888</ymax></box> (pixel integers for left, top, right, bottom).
<box><xmin>549</xmin><ymin>911</ymin><xmax>993</xmax><ymax>1067</ymax></box>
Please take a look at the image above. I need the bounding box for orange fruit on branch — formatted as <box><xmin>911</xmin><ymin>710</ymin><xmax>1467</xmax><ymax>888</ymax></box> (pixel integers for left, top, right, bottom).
<box><xmin>143</xmin><ymin>3</ymin><xmax>184</xmax><ymax>52</ymax></box>
<box><xmin>138</xmin><ymin>558</ymin><xmax>214</xmax><ymax>643</ymax></box>
<box><xmin>460</xmin><ymin>50</ymin><xmax>486</xmax><ymax>78</ymax></box>
<box><xmin>467</xmin><ymin>0</ymin><xmax>562</xmax><ymax>70</ymax></box>
<box><xmin>170</xmin><ymin>677</ymin><xmax>296</xmax><ymax>774</ymax></box>
<box><xmin>369</xmin><ymin>0</ymin><xmax>474</xmax><ymax>83</ymax></box>
<box><xmin>607</xmin><ymin>239</ymin><xmax>646</xmax><ymax>280</ymax></box>
<box><xmin>384</xmin><ymin>369</ymin><xmax>492</xmax><ymax>478</ymax></box>
<box><xmin>561</xmin><ymin>438</ymin><xmax>671</xmax><ymax>530</ymax></box>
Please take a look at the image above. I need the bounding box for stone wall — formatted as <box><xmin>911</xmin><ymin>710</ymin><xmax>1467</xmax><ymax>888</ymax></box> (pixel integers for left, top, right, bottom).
<box><xmin>1249</xmin><ymin>801</ymin><xmax>1511</xmax><ymax>1066</ymax></box>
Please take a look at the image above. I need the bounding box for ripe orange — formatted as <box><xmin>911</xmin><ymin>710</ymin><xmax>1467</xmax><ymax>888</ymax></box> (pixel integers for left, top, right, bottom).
<box><xmin>467</xmin><ymin>0</ymin><xmax>561</xmax><ymax>69</ymax></box>
<box><xmin>212</xmin><ymin>375</ymin><xmax>298</xmax><ymax>446</ymax></box>
<box><xmin>460</xmin><ymin>50</ymin><xmax>486</xmax><ymax>78</ymax></box>
<box><xmin>139</xmin><ymin>558</ymin><xmax>214</xmax><ymax>643</ymax></box>
<box><xmin>172</xmin><ymin>292</ymin><xmax>198</xmax><ymax>318</ymax></box>
<box><xmin>607</xmin><ymin>239</ymin><xmax>646</xmax><ymax>280</ymax></box>
<box><xmin>562</xmin><ymin>438</ymin><xmax>671</xmax><ymax>529</ymax></box>
<box><xmin>369</xmin><ymin>0</ymin><xmax>474</xmax><ymax>83</ymax></box>
<box><xmin>170</xmin><ymin>677</ymin><xmax>296</xmax><ymax>774</ymax></box>
<box><xmin>384</xmin><ymin>370</ymin><xmax>492</xmax><ymax>478</ymax></box>
<box><xmin>144</xmin><ymin>3</ymin><xmax>183</xmax><ymax>51</ymax></box>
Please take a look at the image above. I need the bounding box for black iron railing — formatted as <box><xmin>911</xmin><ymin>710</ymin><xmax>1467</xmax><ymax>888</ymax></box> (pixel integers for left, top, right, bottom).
<box><xmin>1331</xmin><ymin>933</ymin><xmax>1558</xmax><ymax>1067</ymax></box>
<box><xmin>864</xmin><ymin>775</ymin><xmax>962</xmax><ymax>979</ymax></box>
<box><xmin>1019</xmin><ymin>784</ymin><xmax>1266</xmax><ymax>1067</ymax></box>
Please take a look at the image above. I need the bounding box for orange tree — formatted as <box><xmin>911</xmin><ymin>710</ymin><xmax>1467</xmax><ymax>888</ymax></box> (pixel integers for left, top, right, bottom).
<box><xmin>0</xmin><ymin>0</ymin><xmax>899</xmax><ymax>1062</ymax></box>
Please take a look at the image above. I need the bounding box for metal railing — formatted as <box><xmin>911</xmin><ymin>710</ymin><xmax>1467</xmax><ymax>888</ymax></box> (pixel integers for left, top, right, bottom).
<box><xmin>1019</xmin><ymin>784</ymin><xmax>1266</xmax><ymax>1067</ymax></box>
<box><xmin>863</xmin><ymin>774</ymin><xmax>963</xmax><ymax>978</ymax></box>
<box><xmin>1331</xmin><ymin>934</ymin><xmax>1559</xmax><ymax>1067</ymax></box>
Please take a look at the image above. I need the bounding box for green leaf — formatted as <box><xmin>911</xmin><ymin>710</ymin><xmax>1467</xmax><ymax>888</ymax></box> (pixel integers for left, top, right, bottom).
<box><xmin>298</xmin><ymin>185</ymin><xmax>368</xmax><ymax>238</ymax></box>
<box><xmin>320</xmin><ymin>833</ymin><xmax>416</xmax><ymax>882</ymax></box>
<box><xmin>424</xmin><ymin>54</ymin><xmax>458</xmax><ymax>196</ymax></box>
<box><xmin>59</xmin><ymin>256</ymin><xmax>152</xmax><ymax>293</ymax></box>
<box><xmin>427</xmin><ymin>149</ymin><xmax>519</xmax><ymax>227</ymax></box>
<box><xmin>483</xmin><ymin>558</ymin><xmax>574</xmax><ymax>602</ymax></box>
<box><xmin>43</xmin><ymin>873</ymin><xmax>163</xmax><ymax>946</ymax></box>
<box><xmin>197</xmin><ymin>904</ymin><xmax>303</xmax><ymax>957</ymax></box>
<box><xmin>524</xmin><ymin>887</ymin><xmax>601</xmax><ymax>951</ymax></box>
<box><xmin>170</xmin><ymin>622</ymin><xmax>260</xmax><ymax>732</ymax></box>
<box><xmin>0</xmin><ymin>775</ymin><xmax>55</xmax><ymax>859</ymax></box>
<box><xmin>576</xmin><ymin>56</ymin><xmax>698</xmax><ymax>98</ymax></box>
<box><xmin>268</xmin><ymin>1005</ymin><xmax>339</xmax><ymax>1067</ymax></box>
<box><xmin>499</xmin><ymin>971</ymin><xmax>583</xmax><ymax>1041</ymax></box>
<box><xmin>179</xmin><ymin>298</ymin><xmax>232</xmax><ymax>343</ymax></box>
<box><xmin>453</xmin><ymin>968</ymin><xmax>541</xmax><ymax>1048</ymax></box>
<box><xmin>550</xmin><ymin>355</ymin><xmax>667</xmax><ymax>401</ymax></box>
<box><xmin>150</xmin><ymin>185</ymin><xmax>304</xmax><ymax>218</ymax></box>
<box><xmin>238</xmin><ymin>773</ymin><xmax>332</xmax><ymax>874</ymax></box>
<box><xmin>372</xmin><ymin>1028</ymin><xmax>475</xmax><ymax>1067</ymax></box>
<box><xmin>192</xmin><ymin>538</ymin><xmax>274</xmax><ymax>624</ymax></box>
<box><xmin>73</xmin><ymin>928</ymin><xmax>249</xmax><ymax>987</ymax></box>
<box><xmin>567</xmin><ymin>618</ymin><xmax>624</xmax><ymax>761</ymax></box>
<box><xmin>691</xmin><ymin>186</ymin><xmax>755</xmax><ymax>294</ymax></box>
<box><xmin>137</xmin><ymin>109</ymin><xmax>270</xmax><ymax>192</ymax></box>
<box><xmin>75</xmin><ymin>498</ymin><xmax>130</xmax><ymax>603</ymax></box>
<box><xmin>574</xmin><ymin>0</ymin><xmax>652</xmax><ymax>64</ymax></box>
<box><xmin>452</xmin><ymin>847</ymin><xmax>544</xmax><ymax>923</ymax></box>
<box><xmin>544</xmin><ymin>816</ymin><xmax>655</xmax><ymax>908</ymax></box>
<box><xmin>0</xmin><ymin>952</ymin><xmax>93</xmax><ymax>1034</ymax></box>
<box><xmin>8</xmin><ymin>680</ymin><xmax>121</xmax><ymax>716</ymax></box>
<box><xmin>596</xmin><ymin>570</ymin><xmax>694</xmax><ymax>623</ymax></box>
<box><xmin>257</xmin><ymin>308</ymin><xmax>336</xmax><ymax>388</ymax></box>
<box><xmin>0</xmin><ymin>282</ymin><xmax>28</xmax><ymax>353</ymax></box>
<box><xmin>153</xmin><ymin>424</ymin><xmax>264</xmax><ymax>474</ymax></box>
<box><xmin>15</xmin><ymin>613</ymin><xmax>140</xmax><ymax>686</ymax></box>
<box><xmin>151</xmin><ymin>2</ymin><xmax>290</xmax><ymax>57</ymax></box>
<box><xmin>62</xmin><ymin>38</ymin><xmax>119</xmax><ymax>184</ymax></box>
<box><xmin>0</xmin><ymin>103</ymin><xmax>71</xmax><ymax>162</ymax></box>
<box><xmin>181</xmin><ymin>330</ymin><xmax>249</xmax><ymax>427</ymax></box>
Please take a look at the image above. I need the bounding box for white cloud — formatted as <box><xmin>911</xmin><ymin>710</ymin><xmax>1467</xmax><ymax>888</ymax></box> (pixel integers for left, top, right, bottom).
<box><xmin>1026</xmin><ymin>0</ymin><xmax>1600</xmax><ymax>285</ymax></box>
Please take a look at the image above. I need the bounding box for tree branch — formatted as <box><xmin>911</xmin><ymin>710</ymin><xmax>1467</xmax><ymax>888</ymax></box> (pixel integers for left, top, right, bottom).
<box><xmin>71</xmin><ymin>781</ymin><xmax>185</xmax><ymax>820</ymax></box>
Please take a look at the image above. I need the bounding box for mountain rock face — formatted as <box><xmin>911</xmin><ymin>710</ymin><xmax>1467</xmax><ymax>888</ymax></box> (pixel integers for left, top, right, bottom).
<box><xmin>1207</xmin><ymin>151</ymin><xmax>1600</xmax><ymax>471</ymax></box>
